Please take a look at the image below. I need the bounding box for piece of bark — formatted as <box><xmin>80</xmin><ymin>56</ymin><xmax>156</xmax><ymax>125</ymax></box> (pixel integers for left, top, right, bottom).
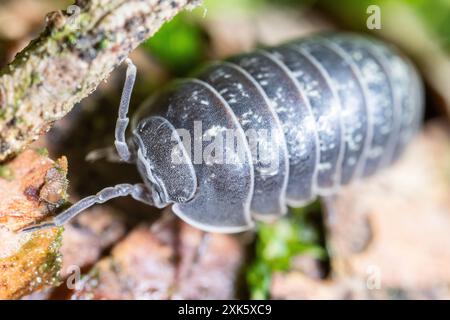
<box><xmin>271</xmin><ymin>120</ymin><xmax>450</xmax><ymax>299</ymax></box>
<box><xmin>0</xmin><ymin>0</ymin><xmax>200</xmax><ymax>161</ymax></box>
<box><xmin>19</xmin><ymin>205</ymin><xmax>127</xmax><ymax>300</ymax></box>
<box><xmin>0</xmin><ymin>149</ymin><xmax>68</xmax><ymax>299</ymax></box>
<box><xmin>0</xmin><ymin>227</ymin><xmax>63</xmax><ymax>300</ymax></box>
<box><xmin>0</xmin><ymin>148</ymin><xmax>68</xmax><ymax>232</ymax></box>
<box><xmin>71</xmin><ymin>212</ymin><xmax>244</xmax><ymax>300</ymax></box>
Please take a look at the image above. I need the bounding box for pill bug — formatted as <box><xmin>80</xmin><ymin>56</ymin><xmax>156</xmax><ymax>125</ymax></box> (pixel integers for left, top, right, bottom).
<box><xmin>23</xmin><ymin>32</ymin><xmax>424</xmax><ymax>234</ymax></box>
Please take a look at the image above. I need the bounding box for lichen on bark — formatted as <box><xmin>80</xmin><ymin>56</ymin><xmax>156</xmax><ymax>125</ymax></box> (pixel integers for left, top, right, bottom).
<box><xmin>0</xmin><ymin>0</ymin><xmax>200</xmax><ymax>161</ymax></box>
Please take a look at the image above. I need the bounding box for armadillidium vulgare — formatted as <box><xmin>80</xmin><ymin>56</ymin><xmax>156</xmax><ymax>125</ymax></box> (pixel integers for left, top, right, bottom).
<box><xmin>23</xmin><ymin>33</ymin><xmax>424</xmax><ymax>234</ymax></box>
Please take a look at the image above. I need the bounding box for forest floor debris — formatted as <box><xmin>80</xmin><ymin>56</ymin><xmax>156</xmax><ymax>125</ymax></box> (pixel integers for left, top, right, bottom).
<box><xmin>0</xmin><ymin>149</ymin><xmax>68</xmax><ymax>299</ymax></box>
<box><xmin>271</xmin><ymin>120</ymin><xmax>450</xmax><ymax>299</ymax></box>
<box><xmin>71</xmin><ymin>213</ymin><xmax>244</xmax><ymax>300</ymax></box>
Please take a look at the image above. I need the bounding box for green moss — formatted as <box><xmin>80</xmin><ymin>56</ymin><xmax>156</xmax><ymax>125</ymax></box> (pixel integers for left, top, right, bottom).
<box><xmin>11</xmin><ymin>67</ymin><xmax>45</xmax><ymax>112</ymax></box>
<box><xmin>16</xmin><ymin>227</ymin><xmax>64</xmax><ymax>292</ymax></box>
<box><xmin>16</xmin><ymin>116</ymin><xmax>24</xmax><ymax>124</ymax></box>
<box><xmin>141</xmin><ymin>14</ymin><xmax>206</xmax><ymax>76</ymax></box>
<box><xmin>203</xmin><ymin>0</ymin><xmax>267</xmax><ymax>12</ymax></box>
<box><xmin>404</xmin><ymin>0</ymin><xmax>450</xmax><ymax>52</ymax></box>
<box><xmin>50</xmin><ymin>12</ymin><xmax>90</xmax><ymax>42</ymax></box>
<box><xmin>35</xmin><ymin>147</ymin><xmax>49</xmax><ymax>157</ymax></box>
<box><xmin>97</xmin><ymin>38</ymin><xmax>110</xmax><ymax>51</ymax></box>
<box><xmin>247</xmin><ymin>260</ymin><xmax>272</xmax><ymax>300</ymax></box>
<box><xmin>247</xmin><ymin>201</ymin><xmax>326</xmax><ymax>299</ymax></box>
<box><xmin>66</xmin><ymin>33</ymin><xmax>78</xmax><ymax>46</ymax></box>
<box><xmin>3</xmin><ymin>19</ymin><xmax>86</xmax><ymax>110</ymax></box>
<box><xmin>0</xmin><ymin>164</ymin><xmax>14</xmax><ymax>181</ymax></box>
<box><xmin>30</xmin><ymin>71</ymin><xmax>41</xmax><ymax>87</ymax></box>
<box><xmin>0</xmin><ymin>226</ymin><xmax>65</xmax><ymax>298</ymax></box>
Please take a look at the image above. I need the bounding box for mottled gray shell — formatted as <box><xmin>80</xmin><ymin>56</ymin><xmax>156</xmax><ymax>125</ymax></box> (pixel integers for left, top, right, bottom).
<box><xmin>132</xmin><ymin>32</ymin><xmax>424</xmax><ymax>233</ymax></box>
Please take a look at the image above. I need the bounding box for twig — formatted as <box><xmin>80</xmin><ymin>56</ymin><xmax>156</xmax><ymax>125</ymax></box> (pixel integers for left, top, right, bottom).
<box><xmin>0</xmin><ymin>0</ymin><xmax>200</xmax><ymax>161</ymax></box>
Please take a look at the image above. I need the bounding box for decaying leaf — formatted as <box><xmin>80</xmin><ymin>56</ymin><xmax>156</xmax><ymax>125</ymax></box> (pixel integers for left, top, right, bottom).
<box><xmin>71</xmin><ymin>212</ymin><xmax>244</xmax><ymax>300</ymax></box>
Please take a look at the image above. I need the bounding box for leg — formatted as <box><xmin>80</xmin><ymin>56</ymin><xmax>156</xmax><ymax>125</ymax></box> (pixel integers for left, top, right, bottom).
<box><xmin>85</xmin><ymin>146</ymin><xmax>123</xmax><ymax>163</ymax></box>
<box><xmin>22</xmin><ymin>183</ymin><xmax>154</xmax><ymax>233</ymax></box>
<box><xmin>114</xmin><ymin>58</ymin><xmax>137</xmax><ymax>163</ymax></box>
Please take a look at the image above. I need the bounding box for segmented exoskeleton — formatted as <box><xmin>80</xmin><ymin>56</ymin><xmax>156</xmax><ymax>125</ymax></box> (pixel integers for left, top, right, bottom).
<box><xmin>23</xmin><ymin>33</ymin><xmax>424</xmax><ymax>234</ymax></box>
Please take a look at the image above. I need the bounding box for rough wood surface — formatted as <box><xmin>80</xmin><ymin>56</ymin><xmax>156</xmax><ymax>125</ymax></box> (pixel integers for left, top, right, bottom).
<box><xmin>0</xmin><ymin>149</ymin><xmax>68</xmax><ymax>299</ymax></box>
<box><xmin>0</xmin><ymin>0</ymin><xmax>200</xmax><ymax>161</ymax></box>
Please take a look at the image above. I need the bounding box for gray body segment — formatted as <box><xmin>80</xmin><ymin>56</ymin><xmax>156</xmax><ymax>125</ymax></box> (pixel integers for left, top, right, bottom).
<box><xmin>289</xmin><ymin>38</ymin><xmax>370</xmax><ymax>184</ymax></box>
<box><xmin>326</xmin><ymin>34</ymin><xmax>396</xmax><ymax>177</ymax></box>
<box><xmin>197</xmin><ymin>62</ymin><xmax>289</xmax><ymax>219</ymax></box>
<box><xmin>360</xmin><ymin>37</ymin><xmax>424</xmax><ymax>164</ymax></box>
<box><xmin>230</xmin><ymin>51</ymin><xmax>319</xmax><ymax>206</ymax></box>
<box><xmin>132</xmin><ymin>33</ymin><xmax>423</xmax><ymax>233</ymax></box>
<box><xmin>267</xmin><ymin>45</ymin><xmax>344</xmax><ymax>192</ymax></box>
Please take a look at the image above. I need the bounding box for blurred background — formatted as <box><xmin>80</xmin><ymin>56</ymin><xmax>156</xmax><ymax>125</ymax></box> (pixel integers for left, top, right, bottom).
<box><xmin>1</xmin><ymin>0</ymin><xmax>449</xmax><ymax>299</ymax></box>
